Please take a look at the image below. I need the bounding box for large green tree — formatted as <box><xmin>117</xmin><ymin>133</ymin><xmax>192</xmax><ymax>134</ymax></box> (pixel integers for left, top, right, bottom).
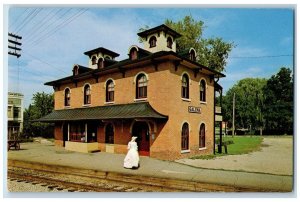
<box><xmin>263</xmin><ymin>67</ymin><xmax>293</xmax><ymax>134</ymax></box>
<box><xmin>222</xmin><ymin>78</ymin><xmax>267</xmax><ymax>134</ymax></box>
<box><xmin>140</xmin><ymin>16</ymin><xmax>235</xmax><ymax>72</ymax></box>
<box><xmin>23</xmin><ymin>92</ymin><xmax>54</xmax><ymax>138</ymax></box>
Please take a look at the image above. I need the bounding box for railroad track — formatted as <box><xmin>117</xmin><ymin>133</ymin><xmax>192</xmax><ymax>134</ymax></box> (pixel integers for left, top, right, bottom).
<box><xmin>7</xmin><ymin>166</ymin><xmax>183</xmax><ymax>192</ymax></box>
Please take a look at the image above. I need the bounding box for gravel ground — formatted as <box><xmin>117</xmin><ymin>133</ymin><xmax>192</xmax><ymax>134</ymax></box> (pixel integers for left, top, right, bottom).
<box><xmin>7</xmin><ymin>179</ymin><xmax>69</xmax><ymax>192</ymax></box>
<box><xmin>176</xmin><ymin>136</ymin><xmax>293</xmax><ymax>175</ymax></box>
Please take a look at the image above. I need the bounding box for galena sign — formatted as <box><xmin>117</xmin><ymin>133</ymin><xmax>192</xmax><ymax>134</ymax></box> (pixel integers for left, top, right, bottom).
<box><xmin>188</xmin><ymin>106</ymin><xmax>201</xmax><ymax>114</ymax></box>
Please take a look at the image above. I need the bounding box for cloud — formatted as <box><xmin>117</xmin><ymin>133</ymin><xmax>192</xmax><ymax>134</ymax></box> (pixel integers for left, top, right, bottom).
<box><xmin>8</xmin><ymin>8</ymin><xmax>150</xmax><ymax>107</ymax></box>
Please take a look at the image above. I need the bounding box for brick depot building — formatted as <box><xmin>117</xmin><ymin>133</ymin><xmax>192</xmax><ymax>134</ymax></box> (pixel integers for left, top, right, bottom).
<box><xmin>39</xmin><ymin>24</ymin><xmax>225</xmax><ymax>160</ymax></box>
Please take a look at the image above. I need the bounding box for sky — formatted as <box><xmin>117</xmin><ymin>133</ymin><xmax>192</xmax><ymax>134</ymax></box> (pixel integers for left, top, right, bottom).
<box><xmin>5</xmin><ymin>6</ymin><xmax>294</xmax><ymax>108</ymax></box>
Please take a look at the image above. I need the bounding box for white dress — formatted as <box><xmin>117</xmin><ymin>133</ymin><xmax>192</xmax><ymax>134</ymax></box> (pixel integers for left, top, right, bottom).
<box><xmin>124</xmin><ymin>141</ymin><xmax>140</xmax><ymax>168</ymax></box>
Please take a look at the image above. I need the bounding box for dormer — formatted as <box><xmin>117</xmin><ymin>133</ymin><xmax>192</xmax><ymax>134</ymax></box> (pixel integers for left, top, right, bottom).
<box><xmin>73</xmin><ymin>64</ymin><xmax>93</xmax><ymax>76</ymax></box>
<box><xmin>84</xmin><ymin>47</ymin><xmax>119</xmax><ymax>69</ymax></box>
<box><xmin>178</xmin><ymin>48</ymin><xmax>198</xmax><ymax>62</ymax></box>
<box><xmin>137</xmin><ymin>24</ymin><xmax>182</xmax><ymax>53</ymax></box>
<box><xmin>128</xmin><ymin>45</ymin><xmax>152</xmax><ymax>60</ymax></box>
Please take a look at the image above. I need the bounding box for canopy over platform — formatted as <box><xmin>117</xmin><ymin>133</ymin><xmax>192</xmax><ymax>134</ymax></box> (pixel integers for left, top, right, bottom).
<box><xmin>36</xmin><ymin>102</ymin><xmax>168</xmax><ymax>122</ymax></box>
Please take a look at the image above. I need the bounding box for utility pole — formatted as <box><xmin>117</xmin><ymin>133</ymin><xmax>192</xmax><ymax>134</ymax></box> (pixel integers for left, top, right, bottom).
<box><xmin>8</xmin><ymin>33</ymin><xmax>22</xmax><ymax>58</ymax></box>
<box><xmin>232</xmin><ymin>92</ymin><xmax>235</xmax><ymax>137</ymax></box>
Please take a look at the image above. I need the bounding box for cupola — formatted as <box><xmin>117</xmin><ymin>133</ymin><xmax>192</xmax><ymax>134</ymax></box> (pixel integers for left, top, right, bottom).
<box><xmin>84</xmin><ymin>47</ymin><xmax>119</xmax><ymax>69</ymax></box>
<box><xmin>137</xmin><ymin>24</ymin><xmax>182</xmax><ymax>53</ymax></box>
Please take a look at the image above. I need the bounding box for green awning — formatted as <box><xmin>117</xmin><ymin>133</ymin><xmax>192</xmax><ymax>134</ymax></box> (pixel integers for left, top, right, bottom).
<box><xmin>36</xmin><ymin>102</ymin><xmax>168</xmax><ymax>122</ymax></box>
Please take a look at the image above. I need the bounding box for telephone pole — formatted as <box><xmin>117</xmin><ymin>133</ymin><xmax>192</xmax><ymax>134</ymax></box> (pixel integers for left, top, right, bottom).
<box><xmin>8</xmin><ymin>33</ymin><xmax>22</xmax><ymax>58</ymax></box>
<box><xmin>232</xmin><ymin>92</ymin><xmax>235</xmax><ymax>137</ymax></box>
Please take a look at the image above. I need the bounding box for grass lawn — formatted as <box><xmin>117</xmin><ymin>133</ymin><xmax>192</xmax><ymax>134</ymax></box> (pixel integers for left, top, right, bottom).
<box><xmin>191</xmin><ymin>136</ymin><xmax>263</xmax><ymax>160</ymax></box>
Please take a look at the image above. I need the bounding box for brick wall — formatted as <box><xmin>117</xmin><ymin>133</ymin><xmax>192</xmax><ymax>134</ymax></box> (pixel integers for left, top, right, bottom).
<box><xmin>53</xmin><ymin>60</ymin><xmax>216</xmax><ymax>160</ymax></box>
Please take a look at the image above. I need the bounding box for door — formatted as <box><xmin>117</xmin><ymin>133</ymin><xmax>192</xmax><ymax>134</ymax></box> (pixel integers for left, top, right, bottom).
<box><xmin>132</xmin><ymin>122</ymin><xmax>150</xmax><ymax>156</ymax></box>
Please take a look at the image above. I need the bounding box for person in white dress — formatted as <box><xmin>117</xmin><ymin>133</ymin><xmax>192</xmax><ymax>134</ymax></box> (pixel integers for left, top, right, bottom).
<box><xmin>124</xmin><ymin>136</ymin><xmax>140</xmax><ymax>169</ymax></box>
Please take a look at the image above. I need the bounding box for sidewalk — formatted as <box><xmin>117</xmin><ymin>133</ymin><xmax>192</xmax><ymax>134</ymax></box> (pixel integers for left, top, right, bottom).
<box><xmin>7</xmin><ymin>142</ymin><xmax>293</xmax><ymax>192</ymax></box>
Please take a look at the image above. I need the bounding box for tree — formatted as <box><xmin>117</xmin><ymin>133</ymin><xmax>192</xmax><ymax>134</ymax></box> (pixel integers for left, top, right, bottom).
<box><xmin>22</xmin><ymin>92</ymin><xmax>54</xmax><ymax>138</ymax></box>
<box><xmin>222</xmin><ymin>78</ymin><xmax>267</xmax><ymax>134</ymax></box>
<box><xmin>263</xmin><ymin>67</ymin><xmax>293</xmax><ymax>134</ymax></box>
<box><xmin>140</xmin><ymin>15</ymin><xmax>235</xmax><ymax>72</ymax></box>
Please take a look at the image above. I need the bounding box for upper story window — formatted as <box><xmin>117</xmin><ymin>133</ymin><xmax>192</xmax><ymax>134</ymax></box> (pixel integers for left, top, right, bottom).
<box><xmin>98</xmin><ymin>58</ymin><xmax>104</xmax><ymax>69</ymax></box>
<box><xmin>106</xmin><ymin>80</ymin><xmax>114</xmax><ymax>102</ymax></box>
<box><xmin>136</xmin><ymin>73</ymin><xmax>147</xmax><ymax>99</ymax></box>
<box><xmin>73</xmin><ymin>66</ymin><xmax>79</xmax><ymax>76</ymax></box>
<box><xmin>92</xmin><ymin>56</ymin><xmax>97</xmax><ymax>65</ymax></box>
<box><xmin>130</xmin><ymin>48</ymin><xmax>138</xmax><ymax>60</ymax></box>
<box><xmin>190</xmin><ymin>49</ymin><xmax>196</xmax><ymax>61</ymax></box>
<box><xmin>181</xmin><ymin>74</ymin><xmax>189</xmax><ymax>99</ymax></box>
<box><xmin>84</xmin><ymin>84</ymin><xmax>91</xmax><ymax>105</ymax></box>
<box><xmin>64</xmin><ymin>88</ymin><xmax>71</xmax><ymax>106</ymax></box>
<box><xmin>200</xmin><ymin>79</ymin><xmax>206</xmax><ymax>102</ymax></box>
<box><xmin>199</xmin><ymin>123</ymin><xmax>206</xmax><ymax>148</ymax></box>
<box><xmin>149</xmin><ymin>36</ymin><xmax>157</xmax><ymax>48</ymax></box>
<box><xmin>181</xmin><ymin>122</ymin><xmax>189</xmax><ymax>150</ymax></box>
<box><xmin>167</xmin><ymin>37</ymin><xmax>173</xmax><ymax>48</ymax></box>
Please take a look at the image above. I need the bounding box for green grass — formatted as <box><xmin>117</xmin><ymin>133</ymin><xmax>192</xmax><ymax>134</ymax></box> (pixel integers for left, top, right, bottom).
<box><xmin>190</xmin><ymin>136</ymin><xmax>263</xmax><ymax>160</ymax></box>
<box><xmin>221</xmin><ymin>136</ymin><xmax>263</xmax><ymax>155</ymax></box>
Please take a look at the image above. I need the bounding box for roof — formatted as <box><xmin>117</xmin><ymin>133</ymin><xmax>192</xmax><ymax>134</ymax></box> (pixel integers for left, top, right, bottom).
<box><xmin>36</xmin><ymin>102</ymin><xmax>168</xmax><ymax>122</ymax></box>
<box><xmin>137</xmin><ymin>24</ymin><xmax>182</xmax><ymax>39</ymax></box>
<box><xmin>44</xmin><ymin>50</ymin><xmax>225</xmax><ymax>86</ymax></box>
<box><xmin>84</xmin><ymin>47</ymin><xmax>120</xmax><ymax>58</ymax></box>
<box><xmin>74</xmin><ymin>65</ymin><xmax>93</xmax><ymax>74</ymax></box>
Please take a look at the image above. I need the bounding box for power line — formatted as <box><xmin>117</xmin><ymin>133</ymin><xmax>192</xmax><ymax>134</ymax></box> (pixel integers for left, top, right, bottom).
<box><xmin>22</xmin><ymin>50</ymin><xmax>68</xmax><ymax>74</ymax></box>
<box><xmin>229</xmin><ymin>54</ymin><xmax>293</xmax><ymax>59</ymax></box>
<box><xmin>23</xmin><ymin>8</ymin><xmax>72</xmax><ymax>47</ymax></box>
<box><xmin>21</xmin><ymin>8</ymin><xmax>55</xmax><ymax>40</ymax></box>
<box><xmin>9</xmin><ymin>8</ymin><xmax>29</xmax><ymax>30</ymax></box>
<box><xmin>15</xmin><ymin>8</ymin><xmax>43</xmax><ymax>34</ymax></box>
<box><xmin>26</xmin><ymin>8</ymin><xmax>88</xmax><ymax>48</ymax></box>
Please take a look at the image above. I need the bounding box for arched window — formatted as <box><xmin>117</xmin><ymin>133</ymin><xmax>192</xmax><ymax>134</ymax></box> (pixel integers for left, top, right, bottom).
<box><xmin>92</xmin><ymin>56</ymin><xmax>97</xmax><ymax>65</ymax></box>
<box><xmin>181</xmin><ymin>123</ymin><xmax>189</xmax><ymax>150</ymax></box>
<box><xmin>84</xmin><ymin>84</ymin><xmax>91</xmax><ymax>105</ymax></box>
<box><xmin>97</xmin><ymin>58</ymin><xmax>104</xmax><ymax>69</ymax></box>
<box><xmin>130</xmin><ymin>48</ymin><xmax>138</xmax><ymax>60</ymax></box>
<box><xmin>167</xmin><ymin>37</ymin><xmax>173</xmax><ymax>48</ymax></box>
<box><xmin>199</xmin><ymin>123</ymin><xmax>205</xmax><ymax>148</ymax></box>
<box><xmin>181</xmin><ymin>74</ymin><xmax>189</xmax><ymax>99</ymax></box>
<box><xmin>106</xmin><ymin>80</ymin><xmax>114</xmax><ymax>102</ymax></box>
<box><xmin>190</xmin><ymin>49</ymin><xmax>196</xmax><ymax>61</ymax></box>
<box><xmin>200</xmin><ymin>80</ymin><xmax>206</xmax><ymax>102</ymax></box>
<box><xmin>64</xmin><ymin>88</ymin><xmax>70</xmax><ymax>106</ymax></box>
<box><xmin>105</xmin><ymin>123</ymin><xmax>114</xmax><ymax>144</ymax></box>
<box><xmin>136</xmin><ymin>74</ymin><xmax>147</xmax><ymax>99</ymax></box>
<box><xmin>149</xmin><ymin>36</ymin><xmax>157</xmax><ymax>48</ymax></box>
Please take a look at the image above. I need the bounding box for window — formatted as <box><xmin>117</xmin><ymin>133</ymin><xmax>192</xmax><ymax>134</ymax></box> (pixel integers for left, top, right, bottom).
<box><xmin>167</xmin><ymin>37</ymin><xmax>173</xmax><ymax>48</ymax></box>
<box><xmin>73</xmin><ymin>66</ymin><xmax>79</xmax><ymax>75</ymax></box>
<box><xmin>84</xmin><ymin>84</ymin><xmax>91</xmax><ymax>105</ymax></box>
<box><xmin>136</xmin><ymin>74</ymin><xmax>147</xmax><ymax>99</ymax></box>
<box><xmin>64</xmin><ymin>88</ymin><xmax>71</xmax><ymax>106</ymax></box>
<box><xmin>149</xmin><ymin>36</ymin><xmax>157</xmax><ymax>48</ymax></box>
<box><xmin>97</xmin><ymin>58</ymin><xmax>104</xmax><ymax>69</ymax></box>
<box><xmin>199</xmin><ymin>123</ymin><xmax>205</xmax><ymax>148</ymax></box>
<box><xmin>190</xmin><ymin>49</ymin><xmax>196</xmax><ymax>61</ymax></box>
<box><xmin>181</xmin><ymin>74</ymin><xmax>189</xmax><ymax>99</ymax></box>
<box><xmin>106</xmin><ymin>80</ymin><xmax>114</xmax><ymax>102</ymax></box>
<box><xmin>105</xmin><ymin>123</ymin><xmax>114</xmax><ymax>144</ymax></box>
<box><xmin>130</xmin><ymin>48</ymin><xmax>138</xmax><ymax>60</ymax></box>
<box><xmin>200</xmin><ymin>80</ymin><xmax>206</xmax><ymax>102</ymax></box>
<box><xmin>92</xmin><ymin>56</ymin><xmax>97</xmax><ymax>65</ymax></box>
<box><xmin>181</xmin><ymin>123</ymin><xmax>189</xmax><ymax>150</ymax></box>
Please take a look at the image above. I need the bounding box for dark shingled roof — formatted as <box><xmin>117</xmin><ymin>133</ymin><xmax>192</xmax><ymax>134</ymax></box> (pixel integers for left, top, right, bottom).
<box><xmin>137</xmin><ymin>24</ymin><xmax>182</xmax><ymax>39</ymax></box>
<box><xmin>36</xmin><ymin>102</ymin><xmax>168</xmax><ymax>122</ymax></box>
<box><xmin>84</xmin><ymin>47</ymin><xmax>120</xmax><ymax>58</ymax></box>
